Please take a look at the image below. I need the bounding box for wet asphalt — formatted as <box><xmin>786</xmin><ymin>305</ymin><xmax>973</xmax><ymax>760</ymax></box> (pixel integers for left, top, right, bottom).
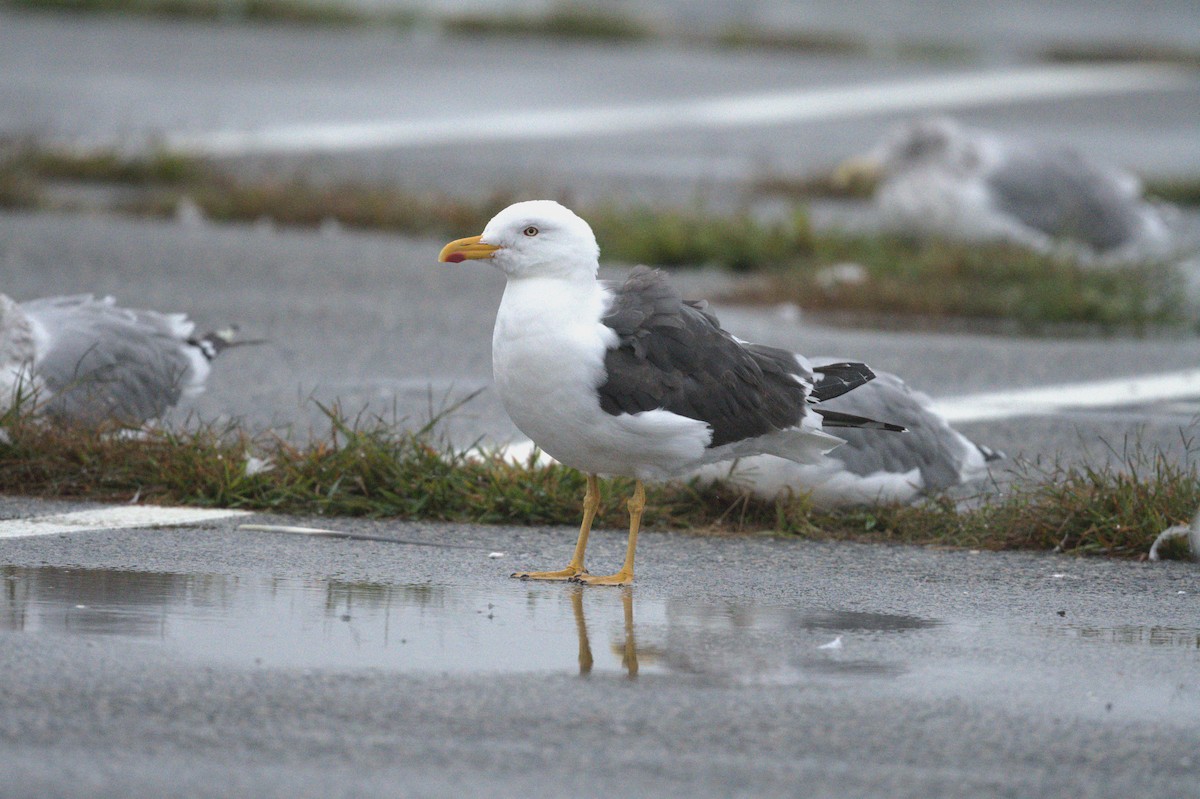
<box><xmin>2</xmin><ymin>6</ymin><xmax>1200</xmax><ymax>797</ymax></box>
<box><xmin>1</xmin><ymin>501</ymin><xmax>1198</xmax><ymax>799</ymax></box>
<box><xmin>3</xmin><ymin>7</ymin><xmax>1200</xmax><ymax>199</ymax></box>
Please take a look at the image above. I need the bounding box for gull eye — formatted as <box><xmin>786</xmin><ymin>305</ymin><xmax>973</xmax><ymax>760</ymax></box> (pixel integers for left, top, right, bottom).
<box><xmin>523</xmin><ymin>226</ymin><xmax>539</xmax><ymax>237</ymax></box>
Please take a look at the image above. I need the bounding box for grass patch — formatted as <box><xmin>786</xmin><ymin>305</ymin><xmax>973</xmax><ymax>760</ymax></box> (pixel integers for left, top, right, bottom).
<box><xmin>713</xmin><ymin>25</ymin><xmax>867</xmax><ymax>55</ymax></box>
<box><xmin>443</xmin><ymin>6</ymin><xmax>651</xmax><ymax>42</ymax></box>
<box><xmin>1145</xmin><ymin>176</ymin><xmax>1200</xmax><ymax>207</ymax></box>
<box><xmin>134</xmin><ymin>174</ymin><xmax>514</xmax><ymax>238</ymax></box>
<box><xmin>1</xmin><ymin>403</ymin><xmax>1197</xmax><ymax>559</ymax></box>
<box><xmin>749</xmin><ymin>170</ymin><xmax>877</xmax><ymax>201</ymax></box>
<box><xmin>1</xmin><ymin>143</ymin><xmax>1192</xmax><ymax>332</ymax></box>
<box><xmin>0</xmin><ymin>171</ymin><xmax>42</xmax><ymax>209</ymax></box>
<box><xmin>892</xmin><ymin>39</ymin><xmax>975</xmax><ymax>62</ymax></box>
<box><xmin>755</xmin><ymin>167</ymin><xmax>1200</xmax><ymax>207</ymax></box>
<box><xmin>710</xmin><ymin>28</ymin><xmax>974</xmax><ymax>62</ymax></box>
<box><xmin>24</xmin><ymin>147</ymin><xmax>204</xmax><ymax>185</ymax></box>
<box><xmin>589</xmin><ymin>205</ymin><xmax>814</xmax><ymax>272</ymax></box>
<box><xmin>727</xmin><ymin>232</ymin><xmax>1187</xmax><ymax>333</ymax></box>
<box><xmin>1038</xmin><ymin>42</ymin><xmax>1200</xmax><ymax>68</ymax></box>
<box><xmin>4</xmin><ymin>0</ymin><xmax>983</xmax><ymax>63</ymax></box>
<box><xmin>0</xmin><ymin>144</ymin><xmax>816</xmax><ymax>271</ymax></box>
<box><xmin>4</xmin><ymin>0</ymin><xmax>391</xmax><ymax>25</ymax></box>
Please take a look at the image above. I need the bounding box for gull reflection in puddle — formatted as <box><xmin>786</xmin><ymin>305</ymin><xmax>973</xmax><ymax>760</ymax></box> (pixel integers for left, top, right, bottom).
<box><xmin>570</xmin><ymin>586</ymin><xmax>653</xmax><ymax>679</ymax></box>
<box><xmin>2</xmin><ymin>565</ymin><xmax>935</xmax><ymax>682</ymax></box>
<box><xmin>1036</xmin><ymin>622</ymin><xmax>1200</xmax><ymax>649</ymax></box>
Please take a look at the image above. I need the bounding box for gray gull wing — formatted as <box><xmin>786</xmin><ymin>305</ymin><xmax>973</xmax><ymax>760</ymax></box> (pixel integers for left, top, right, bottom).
<box><xmin>21</xmin><ymin>295</ymin><xmax>220</xmax><ymax>425</ymax></box>
<box><xmin>598</xmin><ymin>268</ymin><xmax>901</xmax><ymax>446</ymax></box>
<box><xmin>685</xmin><ymin>360</ymin><xmax>1000</xmax><ymax>506</ymax></box>
<box><xmin>599</xmin><ymin>267</ymin><xmax>825</xmax><ymax>447</ymax></box>
<box><xmin>986</xmin><ymin>145</ymin><xmax>1143</xmax><ymax>252</ymax></box>
<box><xmin>814</xmin><ymin>361</ymin><xmax>1000</xmax><ymax>491</ymax></box>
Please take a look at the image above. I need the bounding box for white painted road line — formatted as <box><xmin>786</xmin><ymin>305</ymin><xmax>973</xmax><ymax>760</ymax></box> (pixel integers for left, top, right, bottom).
<box><xmin>936</xmin><ymin>368</ymin><xmax>1200</xmax><ymax>424</ymax></box>
<box><xmin>0</xmin><ymin>506</ymin><xmax>252</xmax><ymax>539</ymax></box>
<box><xmin>160</xmin><ymin>63</ymin><xmax>1194</xmax><ymax>156</ymax></box>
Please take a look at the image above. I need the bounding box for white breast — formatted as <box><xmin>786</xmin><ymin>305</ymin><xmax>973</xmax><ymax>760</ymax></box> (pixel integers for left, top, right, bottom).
<box><xmin>492</xmin><ymin>275</ymin><xmax>613</xmax><ymax>458</ymax></box>
<box><xmin>491</xmin><ymin>276</ymin><xmax>711</xmax><ymax>480</ymax></box>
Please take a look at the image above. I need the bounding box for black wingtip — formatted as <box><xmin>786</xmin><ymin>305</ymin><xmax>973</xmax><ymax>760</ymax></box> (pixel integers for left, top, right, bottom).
<box><xmin>977</xmin><ymin>443</ymin><xmax>1006</xmax><ymax>462</ymax></box>
<box><xmin>814</xmin><ymin>408</ymin><xmax>906</xmax><ymax>432</ymax></box>
<box><xmin>188</xmin><ymin>326</ymin><xmax>268</xmax><ymax>361</ymax></box>
<box><xmin>812</xmin><ymin>361</ymin><xmax>876</xmax><ymax>402</ymax></box>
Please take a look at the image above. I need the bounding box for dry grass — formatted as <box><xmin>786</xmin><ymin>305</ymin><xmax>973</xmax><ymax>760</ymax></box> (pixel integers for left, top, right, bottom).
<box><xmin>4</xmin><ymin>0</ymin><xmax>403</xmax><ymax>25</ymax></box>
<box><xmin>2</xmin><ymin>398</ymin><xmax>1197</xmax><ymax>559</ymax></box>
<box><xmin>443</xmin><ymin>7</ymin><xmax>651</xmax><ymax>41</ymax></box>
<box><xmin>1039</xmin><ymin>42</ymin><xmax>1200</xmax><ymax>68</ymax></box>
<box><xmin>1144</xmin><ymin>176</ymin><xmax>1200</xmax><ymax>207</ymax></box>
<box><xmin>1</xmin><ymin>143</ymin><xmax>1192</xmax><ymax>333</ymax></box>
<box><xmin>729</xmin><ymin>232</ymin><xmax>1187</xmax><ymax>333</ymax></box>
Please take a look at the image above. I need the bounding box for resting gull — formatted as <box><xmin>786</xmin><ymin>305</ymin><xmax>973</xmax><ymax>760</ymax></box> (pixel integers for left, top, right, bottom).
<box><xmin>836</xmin><ymin>116</ymin><xmax>1175</xmax><ymax>261</ymax></box>
<box><xmin>1148</xmin><ymin>507</ymin><xmax>1200</xmax><ymax>562</ymax></box>
<box><xmin>438</xmin><ymin>200</ymin><xmax>903</xmax><ymax>585</ymax></box>
<box><xmin>0</xmin><ymin>293</ymin><xmax>242</xmax><ymax>426</ymax></box>
<box><xmin>689</xmin><ymin>359</ymin><xmax>1003</xmax><ymax>507</ymax></box>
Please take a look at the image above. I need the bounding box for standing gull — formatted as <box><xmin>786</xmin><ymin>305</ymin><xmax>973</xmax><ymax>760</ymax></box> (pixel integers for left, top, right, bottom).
<box><xmin>689</xmin><ymin>359</ymin><xmax>1003</xmax><ymax>507</ymax></box>
<box><xmin>0</xmin><ymin>293</ymin><xmax>243</xmax><ymax>426</ymax></box>
<box><xmin>438</xmin><ymin>200</ymin><xmax>902</xmax><ymax>585</ymax></box>
<box><xmin>836</xmin><ymin>117</ymin><xmax>1175</xmax><ymax>260</ymax></box>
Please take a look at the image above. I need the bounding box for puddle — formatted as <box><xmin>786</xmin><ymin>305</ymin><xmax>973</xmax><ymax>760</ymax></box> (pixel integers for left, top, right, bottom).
<box><xmin>1037</xmin><ymin>622</ymin><xmax>1200</xmax><ymax>649</ymax></box>
<box><xmin>1</xmin><ymin>566</ymin><xmax>940</xmax><ymax>682</ymax></box>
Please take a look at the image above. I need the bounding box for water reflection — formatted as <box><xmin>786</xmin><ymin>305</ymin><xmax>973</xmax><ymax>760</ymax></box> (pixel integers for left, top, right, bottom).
<box><xmin>571</xmin><ymin>587</ymin><xmax>658</xmax><ymax>678</ymax></box>
<box><xmin>651</xmin><ymin>602</ymin><xmax>932</xmax><ymax>682</ymax></box>
<box><xmin>1038</xmin><ymin>622</ymin><xmax>1200</xmax><ymax>649</ymax></box>
<box><xmin>1</xmin><ymin>566</ymin><xmax>940</xmax><ymax>682</ymax></box>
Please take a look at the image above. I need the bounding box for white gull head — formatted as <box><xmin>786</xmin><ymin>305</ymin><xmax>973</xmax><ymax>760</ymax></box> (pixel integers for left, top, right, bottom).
<box><xmin>439</xmin><ymin>200</ymin><xmax>600</xmax><ymax>280</ymax></box>
<box><xmin>874</xmin><ymin>117</ymin><xmax>985</xmax><ymax>178</ymax></box>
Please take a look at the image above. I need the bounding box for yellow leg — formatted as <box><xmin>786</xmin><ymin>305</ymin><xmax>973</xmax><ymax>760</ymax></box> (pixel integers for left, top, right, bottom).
<box><xmin>574</xmin><ymin>480</ymin><xmax>644</xmax><ymax>586</ymax></box>
<box><xmin>512</xmin><ymin>474</ymin><xmax>599</xmax><ymax>581</ymax></box>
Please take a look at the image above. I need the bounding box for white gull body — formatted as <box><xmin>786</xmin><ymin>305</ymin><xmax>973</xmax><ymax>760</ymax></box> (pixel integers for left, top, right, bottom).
<box><xmin>495</xmin><ymin>275</ymin><xmax>711</xmax><ymax>480</ymax></box>
<box><xmin>482</xmin><ymin>202</ymin><xmax>842</xmax><ymax>481</ymax></box>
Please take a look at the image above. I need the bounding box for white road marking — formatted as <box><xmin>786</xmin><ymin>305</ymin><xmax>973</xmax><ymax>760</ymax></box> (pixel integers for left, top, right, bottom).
<box><xmin>0</xmin><ymin>506</ymin><xmax>251</xmax><ymax>539</ymax></box>
<box><xmin>160</xmin><ymin>63</ymin><xmax>1193</xmax><ymax>156</ymax></box>
<box><xmin>238</xmin><ymin>523</ymin><xmax>341</xmax><ymax>535</ymax></box>
<box><xmin>935</xmin><ymin>368</ymin><xmax>1200</xmax><ymax>424</ymax></box>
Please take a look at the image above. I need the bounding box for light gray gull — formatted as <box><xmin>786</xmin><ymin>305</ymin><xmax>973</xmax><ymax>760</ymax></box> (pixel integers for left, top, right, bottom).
<box><xmin>438</xmin><ymin>200</ymin><xmax>903</xmax><ymax>585</ymax></box>
<box><xmin>689</xmin><ymin>359</ymin><xmax>1003</xmax><ymax>508</ymax></box>
<box><xmin>0</xmin><ymin>293</ymin><xmax>242</xmax><ymax>426</ymax></box>
<box><xmin>836</xmin><ymin>116</ymin><xmax>1175</xmax><ymax>261</ymax></box>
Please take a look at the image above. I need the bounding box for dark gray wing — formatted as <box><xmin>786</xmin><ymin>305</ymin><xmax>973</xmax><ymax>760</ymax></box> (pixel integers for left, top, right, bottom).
<box><xmin>23</xmin><ymin>295</ymin><xmax>203</xmax><ymax>425</ymax></box>
<box><xmin>813</xmin><ymin>408</ymin><xmax>904</xmax><ymax>432</ymax></box>
<box><xmin>986</xmin><ymin>145</ymin><xmax>1141</xmax><ymax>251</ymax></box>
<box><xmin>814</xmin><ymin>362</ymin><xmax>997</xmax><ymax>490</ymax></box>
<box><xmin>811</xmin><ymin>362</ymin><xmax>876</xmax><ymax>402</ymax></box>
<box><xmin>598</xmin><ymin>267</ymin><xmax>811</xmax><ymax>448</ymax></box>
